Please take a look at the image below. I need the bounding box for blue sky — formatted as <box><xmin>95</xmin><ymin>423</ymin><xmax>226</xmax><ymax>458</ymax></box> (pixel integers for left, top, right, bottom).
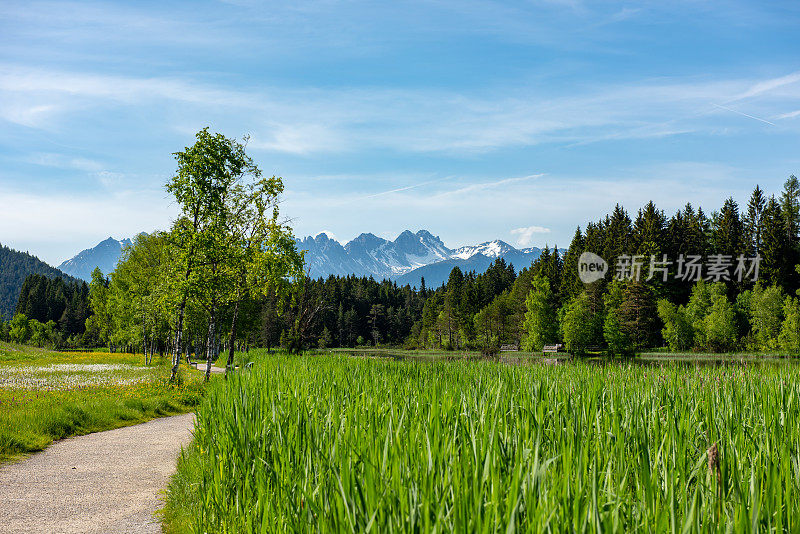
<box><xmin>1</xmin><ymin>1</ymin><xmax>799</xmax><ymax>265</ymax></box>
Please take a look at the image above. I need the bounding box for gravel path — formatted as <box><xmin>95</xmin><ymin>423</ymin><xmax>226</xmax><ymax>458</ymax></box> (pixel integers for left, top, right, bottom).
<box><xmin>0</xmin><ymin>413</ymin><xmax>196</xmax><ymax>534</ymax></box>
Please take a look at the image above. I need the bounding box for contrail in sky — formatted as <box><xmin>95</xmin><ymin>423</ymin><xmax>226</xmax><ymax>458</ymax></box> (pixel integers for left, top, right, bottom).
<box><xmin>712</xmin><ymin>103</ymin><xmax>776</xmax><ymax>126</ymax></box>
<box><xmin>356</xmin><ymin>175</ymin><xmax>457</xmax><ymax>201</ymax></box>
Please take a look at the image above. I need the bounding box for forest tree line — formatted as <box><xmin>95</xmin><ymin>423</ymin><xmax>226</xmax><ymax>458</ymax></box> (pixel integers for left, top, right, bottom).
<box><xmin>2</xmin><ymin>132</ymin><xmax>798</xmax><ymax>359</ymax></box>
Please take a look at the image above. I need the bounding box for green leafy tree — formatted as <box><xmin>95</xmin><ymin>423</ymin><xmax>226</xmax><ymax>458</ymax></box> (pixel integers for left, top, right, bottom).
<box><xmin>165</xmin><ymin>128</ymin><xmax>301</xmax><ymax>380</ymax></box>
<box><xmin>220</xmin><ymin>175</ymin><xmax>303</xmax><ymax>371</ymax></box>
<box><xmin>702</xmin><ymin>286</ymin><xmax>739</xmax><ymax>352</ymax></box>
<box><xmin>746</xmin><ymin>284</ymin><xmax>785</xmax><ymax>350</ymax></box>
<box><xmin>656</xmin><ymin>299</ymin><xmax>693</xmax><ymax>351</ymax></box>
<box><xmin>521</xmin><ymin>275</ymin><xmax>557</xmax><ymax>351</ymax></box>
<box><xmin>86</xmin><ymin>268</ymin><xmax>111</xmax><ymax>348</ymax></box>
<box><xmin>9</xmin><ymin>313</ymin><xmax>31</xmax><ymax>344</ymax></box>
<box><xmin>560</xmin><ymin>292</ymin><xmax>602</xmax><ymax>356</ymax></box>
<box><xmin>779</xmin><ymin>296</ymin><xmax>800</xmax><ymax>353</ymax></box>
<box><xmin>603</xmin><ymin>281</ymin><xmax>634</xmax><ymax>357</ymax></box>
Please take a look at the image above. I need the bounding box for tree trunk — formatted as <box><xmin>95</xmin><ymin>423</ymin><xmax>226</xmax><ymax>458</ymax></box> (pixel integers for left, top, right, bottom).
<box><xmin>170</xmin><ymin>212</ymin><xmax>198</xmax><ymax>382</ymax></box>
<box><xmin>170</xmin><ymin>299</ymin><xmax>186</xmax><ymax>382</ymax></box>
<box><xmin>205</xmin><ymin>307</ymin><xmax>217</xmax><ymax>382</ymax></box>
<box><xmin>225</xmin><ymin>290</ymin><xmax>241</xmax><ymax>377</ymax></box>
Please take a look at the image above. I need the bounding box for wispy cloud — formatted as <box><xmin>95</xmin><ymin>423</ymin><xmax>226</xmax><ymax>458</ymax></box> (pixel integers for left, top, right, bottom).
<box><xmin>435</xmin><ymin>174</ymin><xmax>545</xmax><ymax>198</ymax></box>
<box><xmin>2</xmin><ymin>65</ymin><xmax>799</xmax><ymax>157</ymax></box>
<box><xmin>354</xmin><ymin>176</ymin><xmax>458</xmax><ymax>201</ymax></box>
<box><xmin>29</xmin><ymin>152</ymin><xmax>104</xmax><ymax>172</ymax></box>
<box><xmin>732</xmin><ymin>71</ymin><xmax>800</xmax><ymax>101</ymax></box>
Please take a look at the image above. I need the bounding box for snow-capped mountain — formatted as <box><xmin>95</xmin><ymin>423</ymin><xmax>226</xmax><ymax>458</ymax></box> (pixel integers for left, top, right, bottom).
<box><xmin>57</xmin><ymin>237</ymin><xmax>133</xmax><ymax>281</ymax></box>
<box><xmin>59</xmin><ymin>230</ymin><xmax>560</xmax><ymax>287</ymax></box>
<box><xmin>298</xmin><ymin>230</ymin><xmax>452</xmax><ymax>279</ymax></box>
<box><xmin>297</xmin><ymin>231</ymin><xmax>559</xmax><ymax>286</ymax></box>
<box><xmin>451</xmin><ymin>240</ymin><xmax>516</xmax><ymax>260</ymax></box>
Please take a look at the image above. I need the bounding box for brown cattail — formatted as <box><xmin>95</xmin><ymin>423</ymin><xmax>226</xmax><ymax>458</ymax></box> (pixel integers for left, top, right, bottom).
<box><xmin>707</xmin><ymin>442</ymin><xmax>718</xmax><ymax>472</ymax></box>
<box><xmin>708</xmin><ymin>442</ymin><xmax>722</xmax><ymax>492</ymax></box>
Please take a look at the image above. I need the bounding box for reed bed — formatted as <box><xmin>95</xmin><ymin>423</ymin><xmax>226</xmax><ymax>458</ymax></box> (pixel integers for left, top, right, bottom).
<box><xmin>167</xmin><ymin>355</ymin><xmax>800</xmax><ymax>533</ymax></box>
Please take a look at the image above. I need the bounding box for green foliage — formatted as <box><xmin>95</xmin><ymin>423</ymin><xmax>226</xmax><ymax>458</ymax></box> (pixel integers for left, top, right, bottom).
<box><xmin>744</xmin><ymin>284</ymin><xmax>785</xmax><ymax>350</ymax></box>
<box><xmin>560</xmin><ymin>292</ymin><xmax>602</xmax><ymax>355</ymax></box>
<box><xmin>779</xmin><ymin>296</ymin><xmax>800</xmax><ymax>353</ymax></box>
<box><xmin>656</xmin><ymin>299</ymin><xmax>693</xmax><ymax>351</ymax></box>
<box><xmin>603</xmin><ymin>281</ymin><xmax>633</xmax><ymax>357</ymax></box>
<box><xmin>702</xmin><ymin>289</ymin><xmax>739</xmax><ymax>352</ymax></box>
<box><xmin>9</xmin><ymin>313</ymin><xmax>31</xmax><ymax>344</ymax></box>
<box><xmin>473</xmin><ymin>292</ymin><xmax>513</xmax><ymax>351</ymax></box>
<box><xmin>521</xmin><ymin>275</ymin><xmax>557</xmax><ymax>351</ymax></box>
<box><xmin>318</xmin><ymin>326</ymin><xmax>332</xmax><ymax>349</ymax></box>
<box><xmin>14</xmin><ymin>273</ymin><xmax>90</xmax><ymax>340</ymax></box>
<box><xmin>617</xmin><ymin>281</ymin><xmax>658</xmax><ymax>350</ymax></box>
<box><xmin>684</xmin><ymin>281</ymin><xmax>739</xmax><ymax>352</ymax></box>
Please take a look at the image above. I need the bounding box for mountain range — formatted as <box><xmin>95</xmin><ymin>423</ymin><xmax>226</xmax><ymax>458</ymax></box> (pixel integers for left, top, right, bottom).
<box><xmin>56</xmin><ymin>230</ymin><xmax>563</xmax><ymax>288</ymax></box>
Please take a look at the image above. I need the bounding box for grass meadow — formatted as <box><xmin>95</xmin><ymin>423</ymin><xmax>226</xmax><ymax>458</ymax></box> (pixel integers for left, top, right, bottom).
<box><xmin>164</xmin><ymin>353</ymin><xmax>800</xmax><ymax>533</ymax></box>
<box><xmin>0</xmin><ymin>342</ymin><xmax>205</xmax><ymax>463</ymax></box>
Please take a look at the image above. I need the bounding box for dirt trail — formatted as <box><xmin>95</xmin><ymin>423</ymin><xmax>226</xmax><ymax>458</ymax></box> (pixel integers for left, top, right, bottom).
<box><xmin>0</xmin><ymin>413</ymin><xmax>195</xmax><ymax>534</ymax></box>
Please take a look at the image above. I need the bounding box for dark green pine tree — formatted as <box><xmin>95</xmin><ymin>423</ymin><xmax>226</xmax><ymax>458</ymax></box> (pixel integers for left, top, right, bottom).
<box><xmin>692</xmin><ymin>206</ymin><xmax>713</xmax><ymax>257</ymax></box>
<box><xmin>711</xmin><ymin>197</ymin><xmax>745</xmax><ymax>293</ymax></box>
<box><xmin>603</xmin><ymin>204</ymin><xmax>632</xmax><ymax>265</ymax></box>
<box><xmin>632</xmin><ymin>201</ymin><xmax>666</xmax><ymax>255</ymax></box>
<box><xmin>744</xmin><ymin>185</ymin><xmax>766</xmax><ymax>256</ymax></box>
<box><xmin>759</xmin><ymin>196</ymin><xmax>789</xmax><ymax>288</ymax></box>
<box><xmin>532</xmin><ymin>246</ymin><xmax>552</xmax><ymax>278</ymax></box>
<box><xmin>443</xmin><ymin>267</ymin><xmax>465</xmax><ymax>348</ymax></box>
<box><xmin>559</xmin><ymin>227</ymin><xmax>585</xmax><ymax>302</ymax></box>
<box><xmin>544</xmin><ymin>247</ymin><xmax>563</xmax><ymax>309</ymax></box>
<box><xmin>780</xmin><ymin>175</ymin><xmax>800</xmax><ymax>293</ymax></box>
<box><xmin>712</xmin><ymin>197</ymin><xmax>745</xmax><ymax>257</ymax></box>
<box><xmin>663</xmin><ymin>208</ymin><xmax>690</xmax><ymax>303</ymax></box>
<box><xmin>584</xmin><ymin>222</ymin><xmax>605</xmax><ymax>271</ymax></box>
<box><xmin>618</xmin><ymin>281</ymin><xmax>659</xmax><ymax>349</ymax></box>
<box><xmin>336</xmin><ymin>302</ymin><xmax>345</xmax><ymax>346</ymax></box>
<box><xmin>780</xmin><ymin>175</ymin><xmax>800</xmax><ymax>244</ymax></box>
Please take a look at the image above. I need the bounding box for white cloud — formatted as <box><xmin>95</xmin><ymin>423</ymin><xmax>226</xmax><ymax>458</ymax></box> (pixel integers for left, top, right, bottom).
<box><xmin>511</xmin><ymin>226</ymin><xmax>552</xmax><ymax>247</ymax></box>
<box><xmin>0</xmin><ymin>185</ymin><xmax>176</xmax><ymax>265</ymax></box>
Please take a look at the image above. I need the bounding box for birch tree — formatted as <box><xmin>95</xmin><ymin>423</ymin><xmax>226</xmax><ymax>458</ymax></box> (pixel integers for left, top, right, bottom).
<box><xmin>165</xmin><ymin>128</ymin><xmax>261</xmax><ymax>382</ymax></box>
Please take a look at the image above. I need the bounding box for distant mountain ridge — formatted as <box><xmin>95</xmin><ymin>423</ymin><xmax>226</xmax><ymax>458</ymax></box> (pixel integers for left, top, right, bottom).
<box><xmin>58</xmin><ymin>230</ymin><xmax>564</xmax><ymax>288</ymax></box>
<box><xmin>297</xmin><ymin>230</ymin><xmax>564</xmax><ymax>287</ymax></box>
<box><xmin>0</xmin><ymin>242</ymin><xmax>81</xmax><ymax>319</ymax></box>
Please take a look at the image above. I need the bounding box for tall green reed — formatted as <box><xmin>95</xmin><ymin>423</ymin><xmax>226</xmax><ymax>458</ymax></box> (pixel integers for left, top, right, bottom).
<box><xmin>181</xmin><ymin>356</ymin><xmax>800</xmax><ymax>533</ymax></box>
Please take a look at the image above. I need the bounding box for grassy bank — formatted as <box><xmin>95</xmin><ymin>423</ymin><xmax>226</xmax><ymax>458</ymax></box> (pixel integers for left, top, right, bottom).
<box><xmin>0</xmin><ymin>343</ymin><xmax>205</xmax><ymax>464</ymax></box>
<box><xmin>164</xmin><ymin>354</ymin><xmax>800</xmax><ymax>532</ymax></box>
